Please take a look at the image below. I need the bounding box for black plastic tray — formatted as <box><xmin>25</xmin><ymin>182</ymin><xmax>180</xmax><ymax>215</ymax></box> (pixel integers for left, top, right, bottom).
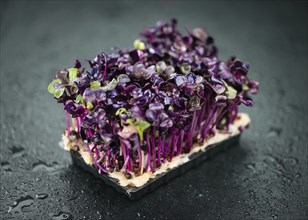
<box><xmin>71</xmin><ymin>134</ymin><xmax>240</xmax><ymax>200</ymax></box>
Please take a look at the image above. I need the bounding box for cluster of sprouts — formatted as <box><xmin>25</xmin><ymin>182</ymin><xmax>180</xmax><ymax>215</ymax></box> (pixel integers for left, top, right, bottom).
<box><xmin>48</xmin><ymin>19</ymin><xmax>258</xmax><ymax>176</ymax></box>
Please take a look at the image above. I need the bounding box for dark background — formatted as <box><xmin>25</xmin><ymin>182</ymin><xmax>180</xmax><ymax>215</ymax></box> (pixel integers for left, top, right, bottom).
<box><xmin>0</xmin><ymin>0</ymin><xmax>307</xmax><ymax>219</ymax></box>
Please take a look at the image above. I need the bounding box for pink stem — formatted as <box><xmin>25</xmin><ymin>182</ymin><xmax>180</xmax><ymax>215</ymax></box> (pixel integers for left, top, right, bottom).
<box><xmin>163</xmin><ymin>130</ymin><xmax>174</xmax><ymax>161</ymax></box>
<box><xmin>176</xmin><ymin>130</ymin><xmax>185</xmax><ymax>156</ymax></box>
<box><xmin>188</xmin><ymin>111</ymin><xmax>198</xmax><ymax>150</ymax></box>
<box><xmin>106</xmin><ymin>149</ymin><xmax>111</xmax><ymax>168</ymax></box>
<box><xmin>123</xmin><ymin>156</ymin><xmax>130</xmax><ymax>171</ymax></box>
<box><xmin>170</xmin><ymin>132</ymin><xmax>179</xmax><ymax>160</ymax></box>
<box><xmin>76</xmin><ymin>117</ymin><xmax>80</xmax><ymax>133</ymax></box>
<box><xmin>157</xmin><ymin>137</ymin><xmax>162</xmax><ymax>167</ymax></box>
<box><xmin>86</xmin><ymin>143</ymin><xmax>107</xmax><ymax>173</ymax></box>
<box><xmin>146</xmin><ymin>132</ymin><xmax>155</xmax><ymax>172</ymax></box>
<box><xmin>137</xmin><ymin>144</ymin><xmax>143</xmax><ymax>173</ymax></box>
<box><xmin>151</xmin><ymin>129</ymin><xmax>156</xmax><ymax>168</ymax></box>
<box><xmin>121</xmin><ymin>140</ymin><xmax>127</xmax><ymax>169</ymax></box>
<box><xmin>65</xmin><ymin>111</ymin><xmax>70</xmax><ymax>137</ymax></box>
<box><xmin>202</xmin><ymin>106</ymin><xmax>217</xmax><ymax>139</ymax></box>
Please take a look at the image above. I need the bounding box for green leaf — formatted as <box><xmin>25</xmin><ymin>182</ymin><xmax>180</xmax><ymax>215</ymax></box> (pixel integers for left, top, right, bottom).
<box><xmin>225</xmin><ymin>87</ymin><xmax>237</xmax><ymax>99</ymax></box>
<box><xmin>86</xmin><ymin>101</ymin><xmax>94</xmax><ymax>110</ymax></box>
<box><xmin>116</xmin><ymin>108</ymin><xmax>128</xmax><ymax>116</ymax></box>
<box><xmin>133</xmin><ymin>39</ymin><xmax>145</xmax><ymax>50</ymax></box>
<box><xmin>242</xmin><ymin>84</ymin><xmax>249</xmax><ymax>91</ymax></box>
<box><xmin>180</xmin><ymin>63</ymin><xmax>191</xmax><ymax>75</ymax></box>
<box><xmin>90</xmin><ymin>81</ymin><xmax>101</xmax><ymax>90</ymax></box>
<box><xmin>126</xmin><ymin>119</ymin><xmax>135</xmax><ymax>126</ymax></box>
<box><xmin>47</xmin><ymin>79</ymin><xmax>61</xmax><ymax>94</ymax></box>
<box><xmin>48</xmin><ymin>79</ymin><xmax>65</xmax><ymax>98</ymax></box>
<box><xmin>54</xmin><ymin>87</ymin><xmax>65</xmax><ymax>98</ymax></box>
<box><xmin>156</xmin><ymin>61</ymin><xmax>167</xmax><ymax>74</ymax></box>
<box><xmin>68</xmin><ymin>84</ymin><xmax>78</xmax><ymax>96</ymax></box>
<box><xmin>126</xmin><ymin>118</ymin><xmax>150</xmax><ymax>142</ymax></box>
<box><xmin>222</xmin><ymin>80</ymin><xmax>237</xmax><ymax>100</ymax></box>
<box><xmin>75</xmin><ymin>94</ymin><xmax>86</xmax><ymax>106</ymax></box>
<box><xmin>68</xmin><ymin>68</ymin><xmax>78</xmax><ymax>83</ymax></box>
<box><xmin>101</xmin><ymin>78</ymin><xmax>118</xmax><ymax>91</ymax></box>
<box><xmin>135</xmin><ymin>119</ymin><xmax>150</xmax><ymax>142</ymax></box>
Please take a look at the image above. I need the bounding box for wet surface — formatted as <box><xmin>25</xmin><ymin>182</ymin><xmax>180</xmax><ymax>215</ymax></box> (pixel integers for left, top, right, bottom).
<box><xmin>0</xmin><ymin>1</ymin><xmax>307</xmax><ymax>219</ymax></box>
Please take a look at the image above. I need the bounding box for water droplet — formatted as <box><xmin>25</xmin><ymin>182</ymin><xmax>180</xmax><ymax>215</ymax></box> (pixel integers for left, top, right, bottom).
<box><xmin>272</xmin><ymin>169</ymin><xmax>283</xmax><ymax>175</ymax></box>
<box><xmin>1</xmin><ymin>161</ymin><xmax>9</xmax><ymax>166</ymax></box>
<box><xmin>52</xmin><ymin>211</ymin><xmax>72</xmax><ymax>220</ymax></box>
<box><xmin>275</xmin><ymin>162</ymin><xmax>285</xmax><ymax>171</ymax></box>
<box><xmin>244</xmin><ymin>212</ymin><xmax>250</xmax><ymax>216</ymax></box>
<box><xmin>264</xmin><ymin>155</ymin><xmax>286</xmax><ymax>174</ymax></box>
<box><xmin>295</xmin><ymin>173</ymin><xmax>301</xmax><ymax>178</ymax></box>
<box><xmin>1</xmin><ymin>161</ymin><xmax>12</xmax><ymax>172</ymax></box>
<box><xmin>106</xmin><ymin>211</ymin><xmax>113</xmax><ymax>216</ymax></box>
<box><xmin>32</xmin><ymin>161</ymin><xmax>65</xmax><ymax>174</ymax></box>
<box><xmin>10</xmin><ymin>145</ymin><xmax>24</xmax><ymax>157</ymax></box>
<box><xmin>245</xmin><ymin>163</ymin><xmax>256</xmax><ymax>172</ymax></box>
<box><xmin>271</xmin><ymin>213</ymin><xmax>278</xmax><ymax>218</ymax></box>
<box><xmin>35</xmin><ymin>193</ymin><xmax>48</xmax><ymax>200</ymax></box>
<box><xmin>96</xmin><ymin>211</ymin><xmax>102</xmax><ymax>219</ymax></box>
<box><xmin>283</xmin><ymin>176</ymin><xmax>292</xmax><ymax>183</ymax></box>
<box><xmin>243</xmin><ymin>178</ymin><xmax>250</xmax><ymax>183</ymax></box>
<box><xmin>267</xmin><ymin>127</ymin><xmax>282</xmax><ymax>137</ymax></box>
<box><xmin>198</xmin><ymin>194</ymin><xmax>203</xmax><ymax>197</ymax></box>
<box><xmin>264</xmin><ymin>155</ymin><xmax>277</xmax><ymax>163</ymax></box>
<box><xmin>282</xmin><ymin>157</ymin><xmax>298</xmax><ymax>166</ymax></box>
<box><xmin>8</xmin><ymin>195</ymin><xmax>34</xmax><ymax>214</ymax></box>
<box><xmin>67</xmin><ymin>196</ymin><xmax>78</xmax><ymax>202</ymax></box>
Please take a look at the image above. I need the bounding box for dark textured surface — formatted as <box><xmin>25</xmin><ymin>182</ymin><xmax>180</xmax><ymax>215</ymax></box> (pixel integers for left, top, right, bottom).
<box><xmin>0</xmin><ymin>1</ymin><xmax>307</xmax><ymax>219</ymax></box>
